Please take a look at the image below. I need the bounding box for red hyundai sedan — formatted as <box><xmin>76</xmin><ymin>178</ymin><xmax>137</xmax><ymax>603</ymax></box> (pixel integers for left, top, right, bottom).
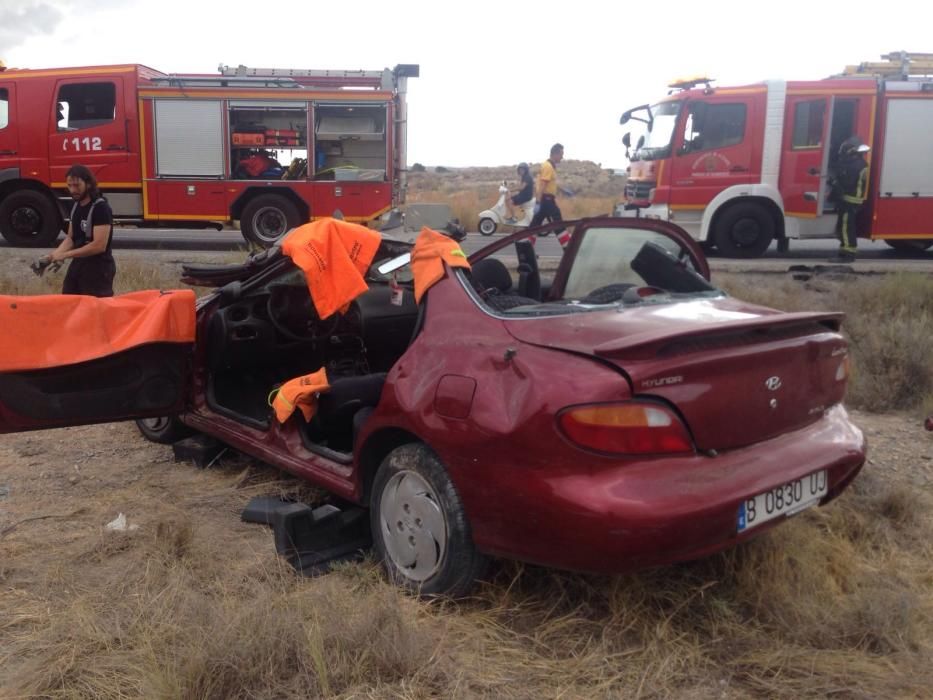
<box><xmin>0</xmin><ymin>217</ymin><xmax>866</xmax><ymax>595</ymax></box>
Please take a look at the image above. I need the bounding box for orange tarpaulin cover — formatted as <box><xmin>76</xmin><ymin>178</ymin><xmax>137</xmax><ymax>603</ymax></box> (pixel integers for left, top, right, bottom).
<box><xmin>271</xmin><ymin>368</ymin><xmax>330</xmax><ymax>423</ymax></box>
<box><xmin>281</xmin><ymin>218</ymin><xmax>382</xmax><ymax>320</ymax></box>
<box><xmin>411</xmin><ymin>227</ymin><xmax>471</xmax><ymax>303</ymax></box>
<box><xmin>0</xmin><ymin>289</ymin><xmax>196</xmax><ymax>373</ymax></box>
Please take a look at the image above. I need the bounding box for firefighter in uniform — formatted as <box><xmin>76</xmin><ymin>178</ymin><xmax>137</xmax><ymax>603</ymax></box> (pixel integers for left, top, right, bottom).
<box><xmin>830</xmin><ymin>137</ymin><xmax>870</xmax><ymax>263</ymax></box>
<box><xmin>44</xmin><ymin>164</ymin><xmax>116</xmax><ymax>296</ymax></box>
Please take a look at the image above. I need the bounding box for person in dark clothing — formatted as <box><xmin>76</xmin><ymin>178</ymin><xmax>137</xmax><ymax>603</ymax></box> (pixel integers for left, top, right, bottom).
<box><xmin>829</xmin><ymin>137</ymin><xmax>870</xmax><ymax>263</ymax></box>
<box><xmin>530</xmin><ymin>143</ymin><xmax>570</xmax><ymax>246</ymax></box>
<box><xmin>44</xmin><ymin>164</ymin><xmax>116</xmax><ymax>296</ymax></box>
<box><xmin>504</xmin><ymin>162</ymin><xmax>534</xmax><ymax>222</ymax></box>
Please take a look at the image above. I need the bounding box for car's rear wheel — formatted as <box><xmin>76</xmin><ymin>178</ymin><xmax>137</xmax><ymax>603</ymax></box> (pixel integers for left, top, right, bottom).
<box><xmin>713</xmin><ymin>202</ymin><xmax>774</xmax><ymax>258</ymax></box>
<box><xmin>370</xmin><ymin>443</ymin><xmax>488</xmax><ymax>597</ymax></box>
<box><xmin>478</xmin><ymin>217</ymin><xmax>497</xmax><ymax>236</ymax></box>
<box><xmin>0</xmin><ymin>190</ymin><xmax>62</xmax><ymax>247</ymax></box>
<box><xmin>240</xmin><ymin>194</ymin><xmax>302</xmax><ymax>248</ymax></box>
<box><xmin>135</xmin><ymin>415</ymin><xmax>193</xmax><ymax>444</ymax></box>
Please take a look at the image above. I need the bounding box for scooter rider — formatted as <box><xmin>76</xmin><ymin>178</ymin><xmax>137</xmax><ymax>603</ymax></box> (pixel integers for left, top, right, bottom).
<box><xmin>505</xmin><ymin>162</ymin><xmax>534</xmax><ymax>223</ymax></box>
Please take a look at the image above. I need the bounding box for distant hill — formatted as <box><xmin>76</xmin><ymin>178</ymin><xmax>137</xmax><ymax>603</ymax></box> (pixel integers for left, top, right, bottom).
<box><xmin>408</xmin><ymin>160</ymin><xmax>626</xmax><ymax>198</ymax></box>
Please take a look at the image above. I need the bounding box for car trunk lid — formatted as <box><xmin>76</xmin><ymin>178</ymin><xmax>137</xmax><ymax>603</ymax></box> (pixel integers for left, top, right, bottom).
<box><xmin>504</xmin><ymin>299</ymin><xmax>848</xmax><ymax>451</ymax></box>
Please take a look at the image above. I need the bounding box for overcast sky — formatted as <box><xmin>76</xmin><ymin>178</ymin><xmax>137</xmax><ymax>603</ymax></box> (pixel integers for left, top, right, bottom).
<box><xmin>3</xmin><ymin>0</ymin><xmax>930</xmax><ymax>168</ymax></box>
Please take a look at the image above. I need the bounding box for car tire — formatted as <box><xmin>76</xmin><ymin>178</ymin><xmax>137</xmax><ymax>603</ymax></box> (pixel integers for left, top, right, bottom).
<box><xmin>0</xmin><ymin>190</ymin><xmax>62</xmax><ymax>248</ymax></box>
<box><xmin>884</xmin><ymin>239</ymin><xmax>932</xmax><ymax>253</ymax></box>
<box><xmin>713</xmin><ymin>202</ymin><xmax>774</xmax><ymax>258</ymax></box>
<box><xmin>478</xmin><ymin>217</ymin><xmax>497</xmax><ymax>236</ymax></box>
<box><xmin>240</xmin><ymin>194</ymin><xmax>302</xmax><ymax>248</ymax></box>
<box><xmin>135</xmin><ymin>416</ymin><xmax>193</xmax><ymax>444</ymax></box>
<box><xmin>370</xmin><ymin>443</ymin><xmax>488</xmax><ymax>597</ymax></box>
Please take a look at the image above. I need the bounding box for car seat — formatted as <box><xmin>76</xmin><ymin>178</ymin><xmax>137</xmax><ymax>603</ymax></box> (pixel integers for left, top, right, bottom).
<box><xmin>312</xmin><ymin>373</ymin><xmax>387</xmax><ymax>450</ymax></box>
<box><xmin>470</xmin><ymin>258</ymin><xmax>538</xmax><ymax>311</ymax></box>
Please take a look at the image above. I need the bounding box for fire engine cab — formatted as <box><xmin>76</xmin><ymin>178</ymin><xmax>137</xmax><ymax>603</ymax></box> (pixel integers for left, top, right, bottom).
<box><xmin>0</xmin><ymin>61</ymin><xmax>418</xmax><ymax>247</ymax></box>
<box><xmin>619</xmin><ymin>52</ymin><xmax>933</xmax><ymax>257</ymax></box>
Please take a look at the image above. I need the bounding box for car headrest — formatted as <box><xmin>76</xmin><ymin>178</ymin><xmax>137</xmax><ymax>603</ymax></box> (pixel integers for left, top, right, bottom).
<box><xmin>471</xmin><ymin>258</ymin><xmax>513</xmax><ymax>293</ymax></box>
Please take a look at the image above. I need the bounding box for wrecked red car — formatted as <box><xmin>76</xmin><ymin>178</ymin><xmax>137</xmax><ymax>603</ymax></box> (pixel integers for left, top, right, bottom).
<box><xmin>0</xmin><ymin>217</ymin><xmax>866</xmax><ymax>595</ymax></box>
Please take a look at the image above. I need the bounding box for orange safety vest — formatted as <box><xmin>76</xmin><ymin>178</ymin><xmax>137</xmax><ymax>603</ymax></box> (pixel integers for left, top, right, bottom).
<box><xmin>281</xmin><ymin>218</ymin><xmax>382</xmax><ymax>319</ymax></box>
<box><xmin>411</xmin><ymin>227</ymin><xmax>471</xmax><ymax>303</ymax></box>
<box><xmin>270</xmin><ymin>368</ymin><xmax>330</xmax><ymax>423</ymax></box>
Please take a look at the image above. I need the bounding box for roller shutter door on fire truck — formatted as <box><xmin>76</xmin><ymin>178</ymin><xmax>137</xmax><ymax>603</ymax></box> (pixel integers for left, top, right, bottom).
<box><xmin>878</xmin><ymin>98</ymin><xmax>933</xmax><ymax>197</ymax></box>
<box><xmin>154</xmin><ymin>100</ymin><xmax>225</xmax><ymax>177</ymax></box>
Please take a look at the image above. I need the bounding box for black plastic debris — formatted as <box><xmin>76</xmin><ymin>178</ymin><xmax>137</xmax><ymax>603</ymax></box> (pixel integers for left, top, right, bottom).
<box><xmin>241</xmin><ymin>497</ymin><xmax>371</xmax><ymax>576</ymax></box>
<box><xmin>172</xmin><ymin>434</ymin><xmax>225</xmax><ymax>469</ymax></box>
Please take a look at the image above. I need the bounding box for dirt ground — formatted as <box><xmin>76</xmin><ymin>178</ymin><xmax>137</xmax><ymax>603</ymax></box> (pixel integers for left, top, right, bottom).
<box><xmin>3</xmin><ymin>245</ymin><xmax>933</xmax><ymax>696</ymax></box>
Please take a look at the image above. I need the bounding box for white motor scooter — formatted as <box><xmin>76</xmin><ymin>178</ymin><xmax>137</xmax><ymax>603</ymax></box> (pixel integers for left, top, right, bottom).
<box><xmin>477</xmin><ymin>181</ymin><xmax>535</xmax><ymax>236</ymax></box>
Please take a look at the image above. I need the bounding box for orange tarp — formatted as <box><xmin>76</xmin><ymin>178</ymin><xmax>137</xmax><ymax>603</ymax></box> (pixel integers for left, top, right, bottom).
<box><xmin>282</xmin><ymin>218</ymin><xmax>381</xmax><ymax>320</ymax></box>
<box><xmin>0</xmin><ymin>289</ymin><xmax>196</xmax><ymax>373</ymax></box>
<box><xmin>411</xmin><ymin>227</ymin><xmax>471</xmax><ymax>303</ymax></box>
<box><xmin>271</xmin><ymin>368</ymin><xmax>330</xmax><ymax>423</ymax></box>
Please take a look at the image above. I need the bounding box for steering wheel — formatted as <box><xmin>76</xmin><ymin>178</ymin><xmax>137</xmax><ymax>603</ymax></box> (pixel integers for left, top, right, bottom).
<box><xmin>266</xmin><ymin>286</ymin><xmax>336</xmax><ymax>343</ymax></box>
<box><xmin>578</xmin><ymin>283</ymin><xmax>635</xmax><ymax>305</ymax></box>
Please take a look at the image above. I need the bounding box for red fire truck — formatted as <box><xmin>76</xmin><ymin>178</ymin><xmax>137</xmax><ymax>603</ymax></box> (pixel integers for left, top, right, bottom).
<box><xmin>0</xmin><ymin>61</ymin><xmax>418</xmax><ymax>247</ymax></box>
<box><xmin>618</xmin><ymin>52</ymin><xmax>933</xmax><ymax>257</ymax></box>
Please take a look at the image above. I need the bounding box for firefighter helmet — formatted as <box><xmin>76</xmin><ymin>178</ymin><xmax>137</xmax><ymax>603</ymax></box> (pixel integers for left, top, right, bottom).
<box><xmin>839</xmin><ymin>136</ymin><xmax>870</xmax><ymax>156</ymax></box>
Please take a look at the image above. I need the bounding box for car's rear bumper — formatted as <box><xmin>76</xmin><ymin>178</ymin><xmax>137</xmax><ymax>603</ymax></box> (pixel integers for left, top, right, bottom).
<box><xmin>467</xmin><ymin>404</ymin><xmax>866</xmax><ymax>573</ymax></box>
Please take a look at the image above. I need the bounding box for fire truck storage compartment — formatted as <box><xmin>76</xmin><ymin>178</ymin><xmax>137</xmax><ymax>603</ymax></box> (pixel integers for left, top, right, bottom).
<box><xmin>313</xmin><ymin>104</ymin><xmax>387</xmax><ymax>181</ymax></box>
<box><xmin>228</xmin><ymin>101</ymin><xmax>308</xmax><ymax>180</ymax></box>
<box><xmin>154</xmin><ymin>100</ymin><xmax>225</xmax><ymax>177</ymax></box>
<box><xmin>878</xmin><ymin>95</ymin><xmax>933</xmax><ymax>197</ymax></box>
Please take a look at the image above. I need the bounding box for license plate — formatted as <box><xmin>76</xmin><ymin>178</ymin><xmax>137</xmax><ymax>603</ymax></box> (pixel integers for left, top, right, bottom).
<box><xmin>737</xmin><ymin>470</ymin><xmax>828</xmax><ymax>532</ymax></box>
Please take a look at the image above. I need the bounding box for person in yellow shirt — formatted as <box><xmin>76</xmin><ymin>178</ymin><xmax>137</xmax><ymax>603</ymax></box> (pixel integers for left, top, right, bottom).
<box><xmin>529</xmin><ymin>143</ymin><xmax>568</xmax><ymax>246</ymax></box>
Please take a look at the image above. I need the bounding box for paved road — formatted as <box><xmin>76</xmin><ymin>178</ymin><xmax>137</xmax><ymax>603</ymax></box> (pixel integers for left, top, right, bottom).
<box><xmin>2</xmin><ymin>228</ymin><xmax>931</xmax><ymax>271</ymax></box>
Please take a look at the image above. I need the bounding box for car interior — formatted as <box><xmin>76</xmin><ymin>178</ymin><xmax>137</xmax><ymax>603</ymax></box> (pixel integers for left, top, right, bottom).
<box><xmin>191</xmin><ymin>240</ymin><xmax>418</xmax><ymax>458</ymax></box>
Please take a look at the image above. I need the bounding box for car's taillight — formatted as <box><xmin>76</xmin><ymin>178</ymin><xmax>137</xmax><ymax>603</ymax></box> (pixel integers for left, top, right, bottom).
<box><xmin>558</xmin><ymin>401</ymin><xmax>694</xmax><ymax>455</ymax></box>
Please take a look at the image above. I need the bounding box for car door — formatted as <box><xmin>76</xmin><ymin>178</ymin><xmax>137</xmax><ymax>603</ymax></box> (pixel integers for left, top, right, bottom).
<box><xmin>0</xmin><ymin>289</ymin><xmax>195</xmax><ymax>434</ymax></box>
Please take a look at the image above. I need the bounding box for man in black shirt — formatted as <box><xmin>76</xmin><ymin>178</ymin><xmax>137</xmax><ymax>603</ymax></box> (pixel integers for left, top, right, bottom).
<box><xmin>44</xmin><ymin>164</ymin><xmax>116</xmax><ymax>296</ymax></box>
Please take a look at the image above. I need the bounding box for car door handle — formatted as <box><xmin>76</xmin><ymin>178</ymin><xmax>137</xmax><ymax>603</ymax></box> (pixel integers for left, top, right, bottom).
<box><xmin>730</xmin><ymin>165</ymin><xmax>748</xmax><ymax>172</ymax></box>
<box><xmin>106</xmin><ymin>144</ymin><xmax>127</xmax><ymax>151</ymax></box>
<box><xmin>0</xmin><ymin>149</ymin><xmax>15</xmax><ymax>155</ymax></box>
<box><xmin>808</xmin><ymin>167</ymin><xmax>821</xmax><ymax>176</ymax></box>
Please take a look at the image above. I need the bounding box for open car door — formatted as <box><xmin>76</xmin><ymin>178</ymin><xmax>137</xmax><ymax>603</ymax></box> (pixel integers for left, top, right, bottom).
<box><xmin>0</xmin><ymin>290</ymin><xmax>196</xmax><ymax>434</ymax></box>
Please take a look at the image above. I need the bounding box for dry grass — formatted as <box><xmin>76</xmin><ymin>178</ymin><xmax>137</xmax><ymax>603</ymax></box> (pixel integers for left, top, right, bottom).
<box><xmin>717</xmin><ymin>272</ymin><xmax>933</xmax><ymax>415</ymax></box>
<box><xmin>0</xmin><ymin>252</ymin><xmax>247</xmax><ymax>298</ymax></box>
<box><xmin>1</xmin><ymin>457</ymin><xmax>931</xmax><ymax>699</ymax></box>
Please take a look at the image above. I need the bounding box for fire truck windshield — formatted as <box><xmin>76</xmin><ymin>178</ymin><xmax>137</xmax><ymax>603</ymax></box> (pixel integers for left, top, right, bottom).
<box><xmin>630</xmin><ymin>101</ymin><xmax>681</xmax><ymax>161</ymax></box>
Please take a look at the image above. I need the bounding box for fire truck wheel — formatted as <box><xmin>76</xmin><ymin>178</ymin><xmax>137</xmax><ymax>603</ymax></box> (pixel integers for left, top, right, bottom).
<box><xmin>240</xmin><ymin>194</ymin><xmax>301</xmax><ymax>248</ymax></box>
<box><xmin>713</xmin><ymin>203</ymin><xmax>774</xmax><ymax>259</ymax></box>
<box><xmin>0</xmin><ymin>190</ymin><xmax>62</xmax><ymax>248</ymax></box>
<box><xmin>884</xmin><ymin>239</ymin><xmax>933</xmax><ymax>254</ymax></box>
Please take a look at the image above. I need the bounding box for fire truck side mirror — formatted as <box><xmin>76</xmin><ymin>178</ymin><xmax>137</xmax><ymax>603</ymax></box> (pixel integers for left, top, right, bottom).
<box><xmin>622</xmin><ymin>132</ymin><xmax>632</xmax><ymax>148</ymax></box>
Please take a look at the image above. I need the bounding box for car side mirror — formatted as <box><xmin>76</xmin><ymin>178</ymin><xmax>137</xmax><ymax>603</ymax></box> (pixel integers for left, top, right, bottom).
<box><xmin>377</xmin><ymin>252</ymin><xmax>411</xmax><ymax>275</ymax></box>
